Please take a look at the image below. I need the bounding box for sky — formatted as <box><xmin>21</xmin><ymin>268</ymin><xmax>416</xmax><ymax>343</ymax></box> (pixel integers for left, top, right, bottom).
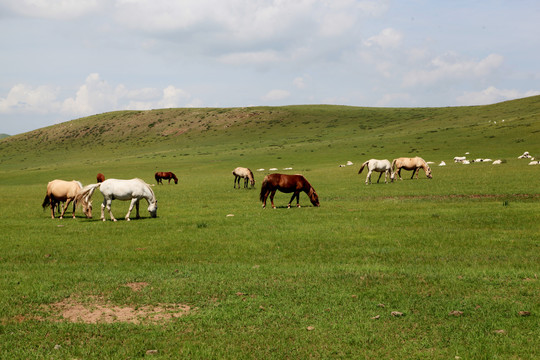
<box><xmin>1</xmin><ymin>0</ymin><xmax>539</xmax><ymax>135</ymax></box>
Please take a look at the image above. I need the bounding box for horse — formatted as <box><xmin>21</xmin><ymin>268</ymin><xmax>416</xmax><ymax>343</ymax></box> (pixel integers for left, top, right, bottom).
<box><xmin>76</xmin><ymin>178</ymin><xmax>157</xmax><ymax>221</ymax></box>
<box><xmin>97</xmin><ymin>173</ymin><xmax>105</xmax><ymax>183</ymax></box>
<box><xmin>155</xmin><ymin>171</ymin><xmax>178</xmax><ymax>185</ymax></box>
<box><xmin>358</xmin><ymin>159</ymin><xmax>392</xmax><ymax>184</ymax></box>
<box><xmin>42</xmin><ymin>180</ymin><xmax>92</xmax><ymax>219</ymax></box>
<box><xmin>232</xmin><ymin>167</ymin><xmax>255</xmax><ymax>188</ymax></box>
<box><xmin>391</xmin><ymin>157</ymin><xmax>433</xmax><ymax>181</ymax></box>
<box><xmin>260</xmin><ymin>173</ymin><xmax>319</xmax><ymax>209</ymax></box>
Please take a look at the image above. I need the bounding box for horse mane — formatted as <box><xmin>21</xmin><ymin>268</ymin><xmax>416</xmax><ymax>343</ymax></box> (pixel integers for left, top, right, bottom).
<box><xmin>135</xmin><ymin>178</ymin><xmax>156</xmax><ymax>199</ymax></box>
<box><xmin>248</xmin><ymin>169</ymin><xmax>254</xmax><ymax>180</ymax></box>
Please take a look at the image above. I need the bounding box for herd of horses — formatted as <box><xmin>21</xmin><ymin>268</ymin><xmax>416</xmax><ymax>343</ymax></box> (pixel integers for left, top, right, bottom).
<box><xmin>42</xmin><ymin>157</ymin><xmax>431</xmax><ymax>220</ymax></box>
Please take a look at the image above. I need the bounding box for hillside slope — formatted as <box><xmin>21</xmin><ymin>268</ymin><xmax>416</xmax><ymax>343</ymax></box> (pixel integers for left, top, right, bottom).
<box><xmin>1</xmin><ymin>96</ymin><xmax>539</xmax><ymax>169</ymax></box>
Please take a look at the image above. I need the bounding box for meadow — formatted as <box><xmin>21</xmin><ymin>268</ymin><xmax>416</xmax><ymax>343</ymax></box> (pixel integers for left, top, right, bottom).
<box><xmin>0</xmin><ymin>97</ymin><xmax>539</xmax><ymax>359</ymax></box>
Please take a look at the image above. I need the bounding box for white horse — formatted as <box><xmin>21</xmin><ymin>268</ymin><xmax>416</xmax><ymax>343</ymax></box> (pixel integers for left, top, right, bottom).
<box><xmin>232</xmin><ymin>167</ymin><xmax>255</xmax><ymax>188</ymax></box>
<box><xmin>77</xmin><ymin>178</ymin><xmax>157</xmax><ymax>221</ymax></box>
<box><xmin>358</xmin><ymin>159</ymin><xmax>393</xmax><ymax>184</ymax></box>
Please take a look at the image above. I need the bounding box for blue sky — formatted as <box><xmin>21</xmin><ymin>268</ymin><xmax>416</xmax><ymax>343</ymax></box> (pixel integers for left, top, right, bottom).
<box><xmin>1</xmin><ymin>0</ymin><xmax>539</xmax><ymax>134</ymax></box>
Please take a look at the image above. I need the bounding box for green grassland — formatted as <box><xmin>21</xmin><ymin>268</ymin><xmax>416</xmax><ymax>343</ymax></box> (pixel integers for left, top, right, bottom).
<box><xmin>0</xmin><ymin>97</ymin><xmax>539</xmax><ymax>359</ymax></box>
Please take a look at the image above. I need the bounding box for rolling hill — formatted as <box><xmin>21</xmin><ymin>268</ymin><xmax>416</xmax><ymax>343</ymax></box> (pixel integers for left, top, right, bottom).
<box><xmin>1</xmin><ymin>96</ymin><xmax>539</xmax><ymax>172</ymax></box>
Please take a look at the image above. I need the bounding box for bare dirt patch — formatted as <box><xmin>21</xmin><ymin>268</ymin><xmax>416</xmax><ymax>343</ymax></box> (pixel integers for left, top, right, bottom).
<box><xmin>43</xmin><ymin>296</ymin><xmax>192</xmax><ymax>324</ymax></box>
<box><xmin>124</xmin><ymin>282</ymin><xmax>149</xmax><ymax>292</ymax></box>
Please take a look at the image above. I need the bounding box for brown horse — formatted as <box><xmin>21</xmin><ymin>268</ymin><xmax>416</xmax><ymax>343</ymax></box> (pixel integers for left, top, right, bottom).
<box><xmin>260</xmin><ymin>173</ymin><xmax>320</xmax><ymax>209</ymax></box>
<box><xmin>391</xmin><ymin>157</ymin><xmax>433</xmax><ymax>180</ymax></box>
<box><xmin>42</xmin><ymin>180</ymin><xmax>92</xmax><ymax>219</ymax></box>
<box><xmin>155</xmin><ymin>171</ymin><xmax>178</xmax><ymax>184</ymax></box>
<box><xmin>97</xmin><ymin>173</ymin><xmax>105</xmax><ymax>183</ymax></box>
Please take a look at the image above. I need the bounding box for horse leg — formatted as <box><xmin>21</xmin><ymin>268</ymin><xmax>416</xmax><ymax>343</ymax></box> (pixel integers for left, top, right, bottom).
<box><xmin>244</xmin><ymin>177</ymin><xmax>248</xmax><ymax>188</ymax></box>
<box><xmin>59</xmin><ymin>199</ymin><xmax>72</xmax><ymax>219</ymax></box>
<box><xmin>366</xmin><ymin>170</ymin><xmax>372</xmax><ymax>185</ymax></box>
<box><xmin>49</xmin><ymin>197</ymin><xmax>56</xmax><ymax>218</ymax></box>
<box><xmin>270</xmin><ymin>190</ymin><xmax>277</xmax><ymax>209</ymax></box>
<box><xmin>384</xmin><ymin>170</ymin><xmax>389</xmax><ymax>184</ymax></box>
<box><xmin>411</xmin><ymin>168</ymin><xmax>417</xmax><ymax>179</ymax></box>
<box><xmin>377</xmin><ymin>171</ymin><xmax>383</xmax><ymax>183</ymax></box>
<box><xmin>262</xmin><ymin>191</ymin><xmax>269</xmax><ymax>208</ymax></box>
<box><xmin>398</xmin><ymin>168</ymin><xmax>403</xmax><ymax>180</ymax></box>
<box><xmin>234</xmin><ymin>176</ymin><xmax>238</xmax><ymax>189</ymax></box>
<box><xmin>103</xmin><ymin>199</ymin><xmax>116</xmax><ymax>222</ymax></box>
<box><xmin>125</xmin><ymin>198</ymin><xmax>139</xmax><ymax>221</ymax></box>
<box><xmin>295</xmin><ymin>192</ymin><xmax>301</xmax><ymax>207</ymax></box>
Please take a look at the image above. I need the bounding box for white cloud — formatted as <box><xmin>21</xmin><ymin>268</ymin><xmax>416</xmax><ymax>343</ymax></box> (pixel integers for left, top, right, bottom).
<box><xmin>403</xmin><ymin>53</ymin><xmax>504</xmax><ymax>87</ymax></box>
<box><xmin>218</xmin><ymin>50</ymin><xmax>282</xmax><ymax>65</ymax></box>
<box><xmin>1</xmin><ymin>0</ymin><xmax>101</xmax><ymax>19</ymax></box>
<box><xmin>456</xmin><ymin>86</ymin><xmax>540</xmax><ymax>106</ymax></box>
<box><xmin>61</xmin><ymin>73</ymin><xmax>118</xmax><ymax>116</ymax></box>
<box><xmin>262</xmin><ymin>89</ymin><xmax>290</xmax><ymax>102</ymax></box>
<box><xmin>364</xmin><ymin>28</ymin><xmax>403</xmax><ymax>49</ymax></box>
<box><xmin>293</xmin><ymin>77</ymin><xmax>306</xmax><ymax>89</ymax></box>
<box><xmin>0</xmin><ymin>84</ymin><xmax>60</xmax><ymax>114</ymax></box>
<box><xmin>1</xmin><ymin>74</ymin><xmax>193</xmax><ymax>117</ymax></box>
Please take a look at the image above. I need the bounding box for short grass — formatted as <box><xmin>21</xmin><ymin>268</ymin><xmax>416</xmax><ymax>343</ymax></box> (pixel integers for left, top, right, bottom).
<box><xmin>0</xmin><ymin>98</ymin><xmax>539</xmax><ymax>359</ymax></box>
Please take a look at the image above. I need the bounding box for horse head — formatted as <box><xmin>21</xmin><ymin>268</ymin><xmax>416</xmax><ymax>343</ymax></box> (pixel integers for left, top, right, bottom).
<box><xmin>308</xmin><ymin>188</ymin><xmax>320</xmax><ymax>207</ymax></box>
<box><xmin>148</xmin><ymin>200</ymin><xmax>158</xmax><ymax>218</ymax></box>
<box><xmin>425</xmin><ymin>166</ymin><xmax>433</xmax><ymax>179</ymax></box>
<box><xmin>82</xmin><ymin>200</ymin><xmax>93</xmax><ymax>218</ymax></box>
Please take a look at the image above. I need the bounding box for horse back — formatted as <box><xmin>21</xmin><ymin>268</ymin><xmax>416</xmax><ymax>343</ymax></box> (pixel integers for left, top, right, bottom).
<box><xmin>265</xmin><ymin>173</ymin><xmax>308</xmax><ymax>192</ymax></box>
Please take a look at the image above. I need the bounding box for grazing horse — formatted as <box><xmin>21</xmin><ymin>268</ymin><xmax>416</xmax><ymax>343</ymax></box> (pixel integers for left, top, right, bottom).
<box><xmin>260</xmin><ymin>173</ymin><xmax>319</xmax><ymax>209</ymax></box>
<box><xmin>155</xmin><ymin>171</ymin><xmax>178</xmax><ymax>185</ymax></box>
<box><xmin>97</xmin><ymin>173</ymin><xmax>105</xmax><ymax>183</ymax></box>
<box><xmin>232</xmin><ymin>167</ymin><xmax>255</xmax><ymax>188</ymax></box>
<box><xmin>358</xmin><ymin>159</ymin><xmax>392</xmax><ymax>184</ymax></box>
<box><xmin>77</xmin><ymin>178</ymin><xmax>157</xmax><ymax>221</ymax></box>
<box><xmin>391</xmin><ymin>157</ymin><xmax>433</xmax><ymax>180</ymax></box>
<box><xmin>42</xmin><ymin>180</ymin><xmax>92</xmax><ymax>219</ymax></box>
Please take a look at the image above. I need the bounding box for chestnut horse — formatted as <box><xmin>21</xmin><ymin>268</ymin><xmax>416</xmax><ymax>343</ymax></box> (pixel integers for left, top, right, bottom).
<box><xmin>42</xmin><ymin>180</ymin><xmax>92</xmax><ymax>219</ymax></box>
<box><xmin>391</xmin><ymin>157</ymin><xmax>433</xmax><ymax>180</ymax></box>
<box><xmin>260</xmin><ymin>173</ymin><xmax>320</xmax><ymax>209</ymax></box>
<box><xmin>232</xmin><ymin>167</ymin><xmax>255</xmax><ymax>188</ymax></box>
<box><xmin>155</xmin><ymin>171</ymin><xmax>178</xmax><ymax>184</ymax></box>
<box><xmin>97</xmin><ymin>173</ymin><xmax>105</xmax><ymax>183</ymax></box>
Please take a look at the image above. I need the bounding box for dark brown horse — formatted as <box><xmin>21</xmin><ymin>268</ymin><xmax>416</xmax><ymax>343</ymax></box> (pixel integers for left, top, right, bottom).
<box><xmin>155</xmin><ymin>171</ymin><xmax>178</xmax><ymax>185</ymax></box>
<box><xmin>260</xmin><ymin>173</ymin><xmax>320</xmax><ymax>209</ymax></box>
<box><xmin>97</xmin><ymin>173</ymin><xmax>105</xmax><ymax>183</ymax></box>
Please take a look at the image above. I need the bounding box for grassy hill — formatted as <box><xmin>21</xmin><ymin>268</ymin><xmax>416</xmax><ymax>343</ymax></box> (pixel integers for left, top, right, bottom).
<box><xmin>1</xmin><ymin>96</ymin><xmax>539</xmax><ymax>173</ymax></box>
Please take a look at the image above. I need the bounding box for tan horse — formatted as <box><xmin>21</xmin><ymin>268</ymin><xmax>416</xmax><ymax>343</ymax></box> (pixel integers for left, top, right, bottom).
<box><xmin>42</xmin><ymin>180</ymin><xmax>92</xmax><ymax>219</ymax></box>
<box><xmin>232</xmin><ymin>167</ymin><xmax>255</xmax><ymax>188</ymax></box>
<box><xmin>391</xmin><ymin>157</ymin><xmax>433</xmax><ymax>180</ymax></box>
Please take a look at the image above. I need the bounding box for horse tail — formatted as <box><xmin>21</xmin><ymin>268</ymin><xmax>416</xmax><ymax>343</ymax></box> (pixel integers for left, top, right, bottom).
<box><xmin>42</xmin><ymin>194</ymin><xmax>51</xmax><ymax>209</ymax></box>
<box><xmin>76</xmin><ymin>183</ymin><xmax>100</xmax><ymax>208</ymax></box>
<box><xmin>358</xmin><ymin>160</ymin><xmax>369</xmax><ymax>174</ymax></box>
<box><xmin>259</xmin><ymin>177</ymin><xmax>269</xmax><ymax>202</ymax></box>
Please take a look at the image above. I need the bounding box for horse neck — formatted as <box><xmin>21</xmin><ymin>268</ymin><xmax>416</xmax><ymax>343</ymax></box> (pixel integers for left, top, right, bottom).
<box><xmin>143</xmin><ymin>184</ymin><xmax>156</xmax><ymax>203</ymax></box>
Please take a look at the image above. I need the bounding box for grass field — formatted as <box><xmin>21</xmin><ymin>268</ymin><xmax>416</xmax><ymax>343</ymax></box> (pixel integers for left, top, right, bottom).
<box><xmin>0</xmin><ymin>97</ymin><xmax>539</xmax><ymax>358</ymax></box>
